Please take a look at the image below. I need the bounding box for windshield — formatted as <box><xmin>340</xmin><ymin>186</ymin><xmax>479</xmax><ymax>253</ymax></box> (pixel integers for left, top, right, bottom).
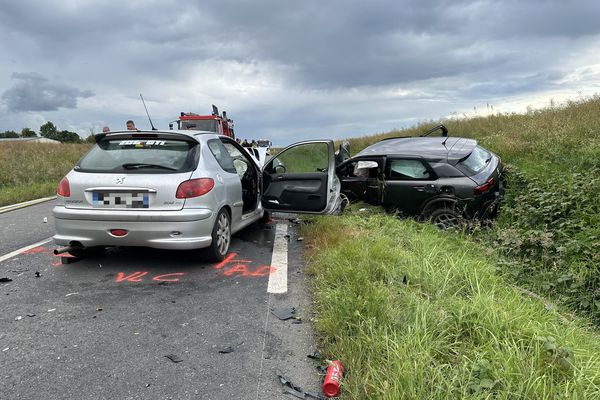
<box><xmin>256</xmin><ymin>140</ymin><xmax>271</xmax><ymax>147</ymax></box>
<box><xmin>180</xmin><ymin>119</ymin><xmax>217</xmax><ymax>132</ymax></box>
<box><xmin>458</xmin><ymin>146</ymin><xmax>491</xmax><ymax>175</ymax></box>
<box><xmin>76</xmin><ymin>138</ymin><xmax>198</xmax><ymax>173</ymax></box>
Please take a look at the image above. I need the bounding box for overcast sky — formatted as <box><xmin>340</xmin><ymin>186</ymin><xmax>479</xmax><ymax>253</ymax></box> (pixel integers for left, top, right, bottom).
<box><xmin>1</xmin><ymin>0</ymin><xmax>600</xmax><ymax>145</ymax></box>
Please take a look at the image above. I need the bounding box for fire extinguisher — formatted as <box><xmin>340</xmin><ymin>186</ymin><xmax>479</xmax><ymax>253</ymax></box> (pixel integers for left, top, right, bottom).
<box><xmin>322</xmin><ymin>360</ymin><xmax>344</xmax><ymax>397</ymax></box>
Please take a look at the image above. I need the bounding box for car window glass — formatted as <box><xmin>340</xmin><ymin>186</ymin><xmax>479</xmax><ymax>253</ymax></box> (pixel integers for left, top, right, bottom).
<box><xmin>77</xmin><ymin>139</ymin><xmax>196</xmax><ymax>173</ymax></box>
<box><xmin>267</xmin><ymin>142</ymin><xmax>328</xmax><ymax>173</ymax></box>
<box><xmin>207</xmin><ymin>139</ymin><xmax>236</xmax><ymax>174</ymax></box>
<box><xmin>459</xmin><ymin>146</ymin><xmax>491</xmax><ymax>174</ymax></box>
<box><xmin>222</xmin><ymin>141</ymin><xmax>251</xmax><ymax>178</ymax></box>
<box><xmin>389</xmin><ymin>159</ymin><xmax>431</xmax><ymax>180</ymax></box>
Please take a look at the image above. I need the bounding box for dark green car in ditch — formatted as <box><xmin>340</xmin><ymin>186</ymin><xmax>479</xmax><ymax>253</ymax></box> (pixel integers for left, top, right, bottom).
<box><xmin>336</xmin><ymin>125</ymin><xmax>504</xmax><ymax>229</ymax></box>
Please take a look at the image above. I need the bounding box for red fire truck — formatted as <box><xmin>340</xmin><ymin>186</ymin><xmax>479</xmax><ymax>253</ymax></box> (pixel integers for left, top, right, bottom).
<box><xmin>169</xmin><ymin>105</ymin><xmax>235</xmax><ymax>138</ymax></box>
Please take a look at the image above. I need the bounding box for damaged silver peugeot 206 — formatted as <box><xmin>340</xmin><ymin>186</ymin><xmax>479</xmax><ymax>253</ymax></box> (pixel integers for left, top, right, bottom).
<box><xmin>53</xmin><ymin>130</ymin><xmax>341</xmax><ymax>261</ymax></box>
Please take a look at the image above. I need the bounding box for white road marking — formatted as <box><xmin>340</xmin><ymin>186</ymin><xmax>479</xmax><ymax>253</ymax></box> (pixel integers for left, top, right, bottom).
<box><xmin>0</xmin><ymin>237</ymin><xmax>53</xmax><ymax>264</ymax></box>
<box><xmin>267</xmin><ymin>223</ymin><xmax>288</xmax><ymax>294</ymax></box>
<box><xmin>0</xmin><ymin>196</ymin><xmax>56</xmax><ymax>214</ymax></box>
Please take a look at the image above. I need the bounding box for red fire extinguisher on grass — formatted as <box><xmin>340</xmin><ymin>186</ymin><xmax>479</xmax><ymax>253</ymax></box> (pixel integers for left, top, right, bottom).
<box><xmin>322</xmin><ymin>360</ymin><xmax>344</xmax><ymax>397</ymax></box>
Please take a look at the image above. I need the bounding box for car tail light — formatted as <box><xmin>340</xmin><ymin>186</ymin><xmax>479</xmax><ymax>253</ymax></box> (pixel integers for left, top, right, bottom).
<box><xmin>176</xmin><ymin>178</ymin><xmax>215</xmax><ymax>199</ymax></box>
<box><xmin>474</xmin><ymin>178</ymin><xmax>495</xmax><ymax>195</ymax></box>
<box><xmin>110</xmin><ymin>229</ymin><xmax>128</xmax><ymax>237</ymax></box>
<box><xmin>57</xmin><ymin>177</ymin><xmax>70</xmax><ymax>197</ymax></box>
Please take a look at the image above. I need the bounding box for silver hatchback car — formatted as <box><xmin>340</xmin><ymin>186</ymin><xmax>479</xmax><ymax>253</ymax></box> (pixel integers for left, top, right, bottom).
<box><xmin>53</xmin><ymin>130</ymin><xmax>340</xmax><ymax>261</ymax></box>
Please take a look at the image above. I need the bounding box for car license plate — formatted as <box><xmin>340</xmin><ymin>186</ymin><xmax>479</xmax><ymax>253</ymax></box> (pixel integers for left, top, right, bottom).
<box><xmin>92</xmin><ymin>192</ymin><xmax>149</xmax><ymax>208</ymax></box>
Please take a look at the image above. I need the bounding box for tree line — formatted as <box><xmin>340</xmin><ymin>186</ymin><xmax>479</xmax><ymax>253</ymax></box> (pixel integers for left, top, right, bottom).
<box><xmin>0</xmin><ymin>122</ymin><xmax>93</xmax><ymax>143</ymax></box>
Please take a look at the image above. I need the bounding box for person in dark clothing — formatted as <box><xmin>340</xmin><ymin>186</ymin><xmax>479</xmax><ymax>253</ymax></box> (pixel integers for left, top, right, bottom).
<box><xmin>242</xmin><ymin>139</ymin><xmax>251</xmax><ymax>147</ymax></box>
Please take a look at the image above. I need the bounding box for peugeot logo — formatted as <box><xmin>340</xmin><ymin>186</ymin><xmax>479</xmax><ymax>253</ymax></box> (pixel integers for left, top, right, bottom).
<box><xmin>116</xmin><ymin>176</ymin><xmax>126</xmax><ymax>184</ymax></box>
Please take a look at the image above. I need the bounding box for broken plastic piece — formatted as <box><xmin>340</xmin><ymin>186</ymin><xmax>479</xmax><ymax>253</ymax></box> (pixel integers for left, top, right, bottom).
<box><xmin>15</xmin><ymin>316</ymin><xmax>22</xmax><ymax>321</ymax></box>
<box><xmin>276</xmin><ymin>371</ymin><xmax>325</xmax><ymax>400</ymax></box>
<box><xmin>0</xmin><ymin>277</ymin><xmax>12</xmax><ymax>283</ymax></box>
<box><xmin>297</xmin><ymin>237</ymin><xmax>304</xmax><ymax>242</ymax></box>
<box><xmin>218</xmin><ymin>346</ymin><xmax>234</xmax><ymax>354</ymax></box>
<box><xmin>307</xmin><ymin>351</ymin><xmax>322</xmax><ymax>360</ymax></box>
<box><xmin>271</xmin><ymin>307</ymin><xmax>296</xmax><ymax>320</ymax></box>
<box><xmin>165</xmin><ymin>354</ymin><xmax>183</xmax><ymax>363</ymax></box>
<box><xmin>35</xmin><ymin>271</ymin><xmax>41</xmax><ymax>278</ymax></box>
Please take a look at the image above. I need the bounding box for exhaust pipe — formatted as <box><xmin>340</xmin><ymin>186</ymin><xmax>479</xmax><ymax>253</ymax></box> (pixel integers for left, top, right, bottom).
<box><xmin>53</xmin><ymin>245</ymin><xmax>82</xmax><ymax>255</ymax></box>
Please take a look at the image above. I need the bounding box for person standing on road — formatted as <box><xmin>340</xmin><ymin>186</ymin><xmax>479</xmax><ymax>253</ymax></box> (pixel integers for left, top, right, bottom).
<box><xmin>126</xmin><ymin>120</ymin><xmax>137</xmax><ymax>130</ymax></box>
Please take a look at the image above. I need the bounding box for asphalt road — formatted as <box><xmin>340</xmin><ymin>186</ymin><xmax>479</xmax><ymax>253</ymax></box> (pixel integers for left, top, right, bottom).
<box><xmin>0</xmin><ymin>200</ymin><xmax>322</xmax><ymax>400</ymax></box>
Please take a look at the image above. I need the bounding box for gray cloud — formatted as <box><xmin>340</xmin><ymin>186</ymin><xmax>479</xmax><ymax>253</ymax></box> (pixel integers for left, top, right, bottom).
<box><xmin>1</xmin><ymin>72</ymin><xmax>94</xmax><ymax>112</ymax></box>
<box><xmin>0</xmin><ymin>1</ymin><xmax>599</xmax><ymax>144</ymax></box>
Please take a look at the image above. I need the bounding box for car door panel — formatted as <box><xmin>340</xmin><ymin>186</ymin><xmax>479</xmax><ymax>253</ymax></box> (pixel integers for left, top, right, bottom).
<box><xmin>263</xmin><ymin>173</ymin><xmax>328</xmax><ymax>211</ymax></box>
<box><xmin>261</xmin><ymin>140</ymin><xmax>338</xmax><ymax>214</ymax></box>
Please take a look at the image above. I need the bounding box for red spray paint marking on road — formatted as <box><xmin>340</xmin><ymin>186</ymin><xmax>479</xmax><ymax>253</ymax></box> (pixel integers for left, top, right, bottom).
<box><xmin>23</xmin><ymin>246</ymin><xmax>71</xmax><ymax>267</ymax></box>
<box><xmin>114</xmin><ymin>272</ymin><xmax>186</xmax><ymax>283</ymax></box>
<box><xmin>215</xmin><ymin>252</ymin><xmax>275</xmax><ymax>277</ymax></box>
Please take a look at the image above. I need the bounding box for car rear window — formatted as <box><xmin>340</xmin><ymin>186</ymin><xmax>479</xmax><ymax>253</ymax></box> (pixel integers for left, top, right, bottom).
<box><xmin>75</xmin><ymin>138</ymin><xmax>198</xmax><ymax>173</ymax></box>
<box><xmin>458</xmin><ymin>146</ymin><xmax>491</xmax><ymax>175</ymax></box>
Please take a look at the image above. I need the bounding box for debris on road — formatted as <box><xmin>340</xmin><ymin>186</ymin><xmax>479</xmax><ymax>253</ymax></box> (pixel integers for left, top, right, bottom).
<box><xmin>65</xmin><ymin>292</ymin><xmax>79</xmax><ymax>297</ymax></box>
<box><xmin>271</xmin><ymin>307</ymin><xmax>296</xmax><ymax>320</ymax></box>
<box><xmin>276</xmin><ymin>371</ymin><xmax>325</xmax><ymax>400</ymax></box>
<box><xmin>43</xmin><ymin>217</ymin><xmax>48</xmax><ymax>223</ymax></box>
<box><xmin>307</xmin><ymin>351</ymin><xmax>322</xmax><ymax>360</ymax></box>
<box><xmin>35</xmin><ymin>271</ymin><xmax>41</xmax><ymax>278</ymax></box>
<box><xmin>164</xmin><ymin>354</ymin><xmax>184</xmax><ymax>363</ymax></box>
<box><xmin>289</xmin><ymin>218</ymin><xmax>302</xmax><ymax>225</ymax></box>
<box><xmin>0</xmin><ymin>277</ymin><xmax>13</xmax><ymax>283</ymax></box>
<box><xmin>297</xmin><ymin>237</ymin><xmax>304</xmax><ymax>242</ymax></box>
<box><xmin>47</xmin><ymin>308</ymin><xmax>56</xmax><ymax>312</ymax></box>
<box><xmin>26</xmin><ymin>314</ymin><xmax>36</xmax><ymax>318</ymax></box>
<box><xmin>15</xmin><ymin>316</ymin><xmax>22</xmax><ymax>321</ymax></box>
<box><xmin>218</xmin><ymin>346</ymin><xmax>234</xmax><ymax>354</ymax></box>
<box><xmin>96</xmin><ymin>307</ymin><xmax>103</xmax><ymax>311</ymax></box>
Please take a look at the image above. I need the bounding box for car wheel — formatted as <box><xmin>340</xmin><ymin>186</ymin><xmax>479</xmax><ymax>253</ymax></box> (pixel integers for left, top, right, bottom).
<box><xmin>207</xmin><ymin>209</ymin><xmax>231</xmax><ymax>262</ymax></box>
<box><xmin>429</xmin><ymin>207</ymin><xmax>462</xmax><ymax>230</ymax></box>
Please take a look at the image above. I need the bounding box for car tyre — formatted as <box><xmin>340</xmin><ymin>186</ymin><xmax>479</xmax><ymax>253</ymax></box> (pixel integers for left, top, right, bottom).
<box><xmin>429</xmin><ymin>207</ymin><xmax>463</xmax><ymax>230</ymax></box>
<box><xmin>207</xmin><ymin>208</ymin><xmax>231</xmax><ymax>262</ymax></box>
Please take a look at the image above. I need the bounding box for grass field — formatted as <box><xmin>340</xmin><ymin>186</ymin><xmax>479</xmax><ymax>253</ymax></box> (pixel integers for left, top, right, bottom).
<box><xmin>303</xmin><ymin>97</ymin><xmax>600</xmax><ymax>398</ymax></box>
<box><xmin>303</xmin><ymin>208</ymin><xmax>600</xmax><ymax>399</ymax></box>
<box><xmin>0</xmin><ymin>142</ymin><xmax>91</xmax><ymax>207</ymax></box>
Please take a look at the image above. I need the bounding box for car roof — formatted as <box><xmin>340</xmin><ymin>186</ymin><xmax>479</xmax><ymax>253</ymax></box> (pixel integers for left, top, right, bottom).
<box><xmin>96</xmin><ymin>129</ymin><xmax>221</xmax><ymax>142</ymax></box>
<box><xmin>354</xmin><ymin>136</ymin><xmax>478</xmax><ymax>162</ymax></box>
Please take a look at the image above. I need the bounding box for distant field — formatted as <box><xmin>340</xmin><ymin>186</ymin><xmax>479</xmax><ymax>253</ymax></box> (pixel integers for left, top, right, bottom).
<box><xmin>0</xmin><ymin>142</ymin><xmax>91</xmax><ymax>207</ymax></box>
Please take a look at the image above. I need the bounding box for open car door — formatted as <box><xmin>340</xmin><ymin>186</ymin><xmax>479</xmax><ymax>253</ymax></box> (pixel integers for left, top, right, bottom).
<box><xmin>262</xmin><ymin>140</ymin><xmax>339</xmax><ymax>214</ymax></box>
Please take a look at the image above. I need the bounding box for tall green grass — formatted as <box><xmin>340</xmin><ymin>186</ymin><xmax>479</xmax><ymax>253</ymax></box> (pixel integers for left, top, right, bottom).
<box><xmin>0</xmin><ymin>142</ymin><xmax>91</xmax><ymax>206</ymax></box>
<box><xmin>338</xmin><ymin>96</ymin><xmax>600</xmax><ymax>324</ymax></box>
<box><xmin>303</xmin><ymin>210</ymin><xmax>600</xmax><ymax>399</ymax></box>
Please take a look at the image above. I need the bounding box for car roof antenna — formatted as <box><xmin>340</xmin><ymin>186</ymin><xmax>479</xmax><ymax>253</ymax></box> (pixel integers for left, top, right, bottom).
<box><xmin>140</xmin><ymin>93</ymin><xmax>157</xmax><ymax>130</ymax></box>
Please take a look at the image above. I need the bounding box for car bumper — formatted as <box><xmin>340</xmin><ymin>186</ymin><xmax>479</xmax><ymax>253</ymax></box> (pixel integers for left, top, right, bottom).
<box><xmin>52</xmin><ymin>206</ymin><xmax>215</xmax><ymax>250</ymax></box>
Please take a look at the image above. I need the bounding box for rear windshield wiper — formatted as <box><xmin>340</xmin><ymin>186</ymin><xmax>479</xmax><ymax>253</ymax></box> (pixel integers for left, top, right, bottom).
<box><xmin>121</xmin><ymin>163</ymin><xmax>178</xmax><ymax>171</ymax></box>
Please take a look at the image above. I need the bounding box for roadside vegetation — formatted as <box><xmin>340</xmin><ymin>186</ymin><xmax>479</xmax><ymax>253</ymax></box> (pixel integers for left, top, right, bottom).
<box><xmin>303</xmin><ymin>208</ymin><xmax>600</xmax><ymax>399</ymax></box>
<box><xmin>304</xmin><ymin>96</ymin><xmax>600</xmax><ymax>398</ymax></box>
<box><xmin>0</xmin><ymin>142</ymin><xmax>91</xmax><ymax>206</ymax></box>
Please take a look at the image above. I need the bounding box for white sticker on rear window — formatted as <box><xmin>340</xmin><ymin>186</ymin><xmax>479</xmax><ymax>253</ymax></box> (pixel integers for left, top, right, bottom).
<box><xmin>118</xmin><ymin>140</ymin><xmax>166</xmax><ymax>146</ymax></box>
